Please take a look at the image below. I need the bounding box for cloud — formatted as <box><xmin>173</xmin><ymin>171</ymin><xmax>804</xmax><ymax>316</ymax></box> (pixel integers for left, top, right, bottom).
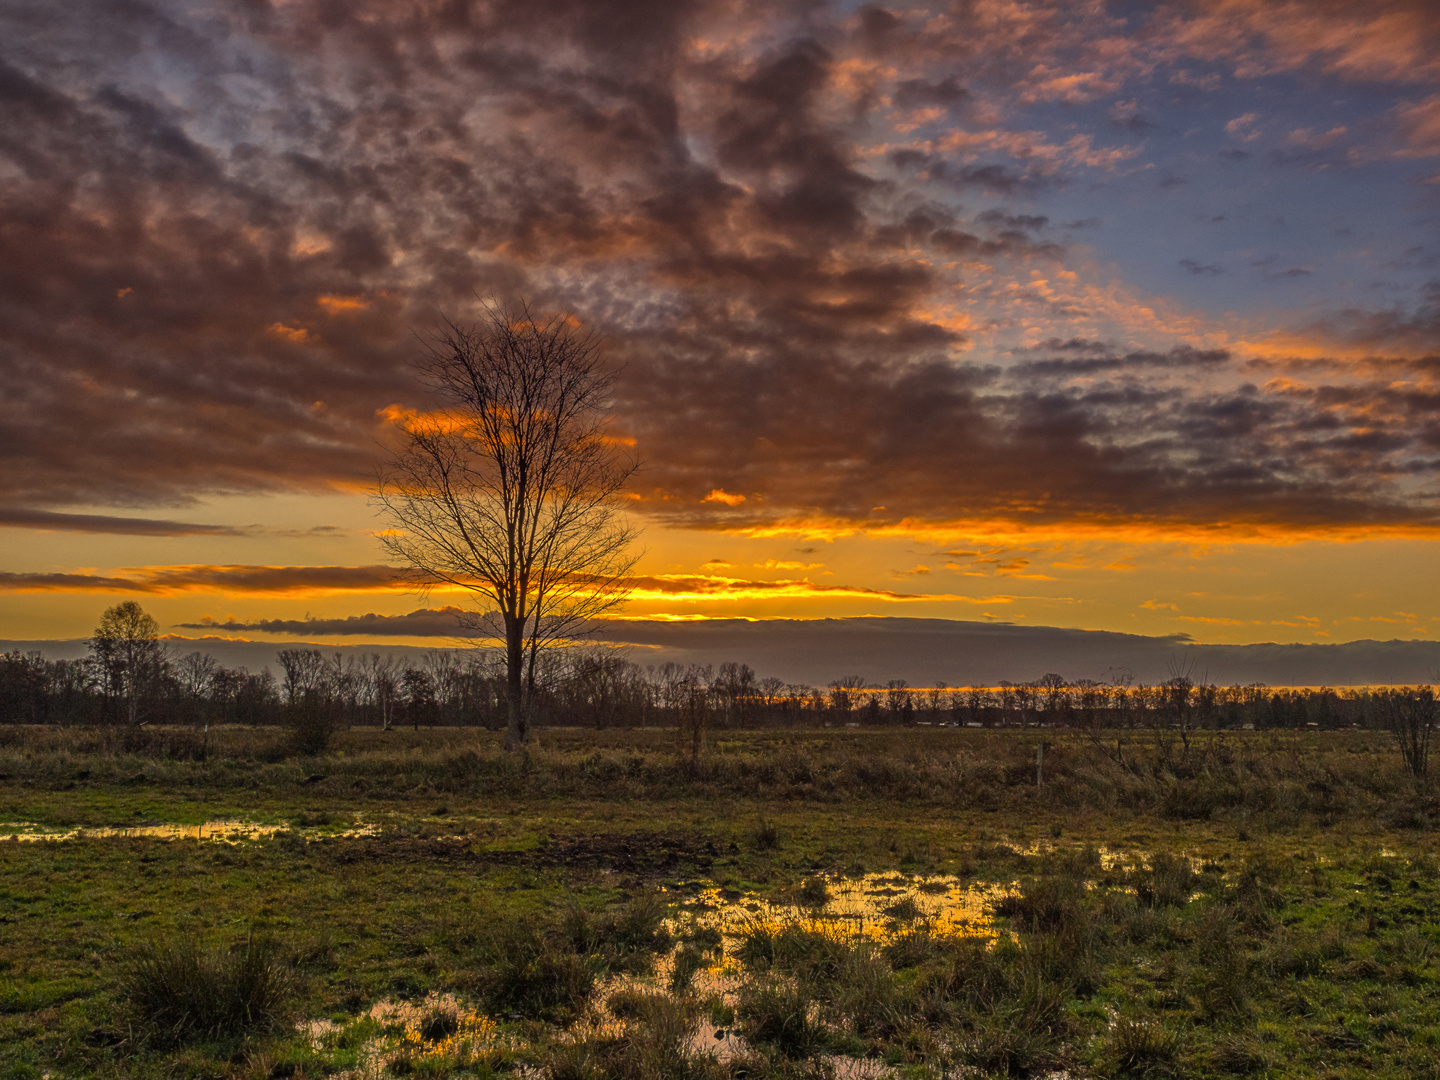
<box><xmin>178</xmin><ymin>607</ymin><xmax>476</xmax><ymax>637</ymax></box>
<box><xmin>0</xmin><ymin>565</ymin><xmax>404</xmax><ymax>595</ymax></box>
<box><xmin>621</xmin><ymin>572</ymin><xmax>984</xmax><ymax>604</ymax></box>
<box><xmin>1394</xmin><ymin>93</ymin><xmax>1440</xmax><ymax>157</ymax></box>
<box><xmin>702</xmin><ymin>489</ymin><xmax>747</xmax><ymax>506</ymax></box>
<box><xmin>1252</xmin><ymin>256</ymin><xmax>1313</xmax><ymax>281</ymax></box>
<box><xmin>1</xmin><ymin>0</ymin><xmax>1439</xmax><ymax>546</ymax></box>
<box><xmin>1179</xmin><ymin>259</ymin><xmax>1224</xmax><ymax>276</ymax></box>
<box><xmin>0</xmin><ymin>507</ymin><xmax>247</xmax><ymax>536</ymax></box>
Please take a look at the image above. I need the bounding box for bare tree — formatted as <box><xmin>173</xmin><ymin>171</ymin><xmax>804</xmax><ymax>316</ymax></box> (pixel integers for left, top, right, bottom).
<box><xmin>375</xmin><ymin>300</ymin><xmax>640</xmax><ymax>748</ymax></box>
<box><xmin>89</xmin><ymin>601</ymin><xmax>168</xmax><ymax>725</ymax></box>
<box><xmin>1378</xmin><ymin>687</ymin><xmax>1435</xmax><ymax>779</ymax></box>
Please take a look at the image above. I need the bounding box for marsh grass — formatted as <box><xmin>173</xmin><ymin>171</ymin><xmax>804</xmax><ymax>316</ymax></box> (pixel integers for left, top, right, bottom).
<box><xmin>1099</xmin><ymin>1015</ymin><xmax>1181</xmax><ymax>1077</ymax></box>
<box><xmin>735</xmin><ymin>978</ymin><xmax>829</xmax><ymax>1059</ymax></box>
<box><xmin>119</xmin><ymin>934</ymin><xmax>294</xmax><ymax>1047</ymax></box>
<box><xmin>474</xmin><ymin>920</ymin><xmax>600</xmax><ymax>1024</ymax></box>
<box><xmin>3</xmin><ymin>726</ymin><xmax>1440</xmax><ymax>1078</ymax></box>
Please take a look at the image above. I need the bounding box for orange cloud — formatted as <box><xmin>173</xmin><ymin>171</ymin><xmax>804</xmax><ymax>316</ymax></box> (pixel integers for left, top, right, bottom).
<box><xmin>266</xmin><ymin>322</ymin><xmax>311</xmax><ymax>343</ymax></box>
<box><xmin>0</xmin><ymin>565</ymin><xmax>404</xmax><ymax>596</ymax></box>
<box><xmin>316</xmin><ymin>294</ymin><xmax>369</xmax><ymax>314</ymax></box>
<box><xmin>703</xmin><ymin>489</ymin><xmax>747</xmax><ymax>506</ymax></box>
<box><xmin>622</xmin><ymin>572</ymin><xmax>1007</xmax><ymax>605</ymax></box>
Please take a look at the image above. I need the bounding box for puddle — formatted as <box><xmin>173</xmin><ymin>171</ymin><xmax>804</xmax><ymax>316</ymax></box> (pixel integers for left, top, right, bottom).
<box><xmin>304</xmin><ymin>992</ymin><xmax>523</xmax><ymax>1079</ymax></box>
<box><xmin>0</xmin><ymin>819</ymin><xmax>381</xmax><ymax>844</ymax></box>
<box><xmin>306</xmin><ymin>872</ymin><xmax>1010</xmax><ymax>1079</ymax></box>
<box><xmin>672</xmin><ymin>871</ymin><xmax>1008</xmax><ymax>947</ymax></box>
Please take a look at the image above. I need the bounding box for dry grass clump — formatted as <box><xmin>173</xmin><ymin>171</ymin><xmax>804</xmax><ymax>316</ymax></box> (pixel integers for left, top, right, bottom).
<box><xmin>119</xmin><ymin>935</ymin><xmax>294</xmax><ymax>1047</ymax></box>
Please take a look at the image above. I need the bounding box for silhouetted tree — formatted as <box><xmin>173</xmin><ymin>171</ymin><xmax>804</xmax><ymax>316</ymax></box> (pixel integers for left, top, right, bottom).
<box><xmin>828</xmin><ymin>675</ymin><xmax>866</xmax><ymax>717</ymax></box>
<box><xmin>89</xmin><ymin>601</ymin><xmax>167</xmax><ymax>725</ymax></box>
<box><xmin>1379</xmin><ymin>687</ymin><xmax>1435</xmax><ymax>778</ymax></box>
<box><xmin>375</xmin><ymin>300</ymin><xmax>640</xmax><ymax>749</ymax></box>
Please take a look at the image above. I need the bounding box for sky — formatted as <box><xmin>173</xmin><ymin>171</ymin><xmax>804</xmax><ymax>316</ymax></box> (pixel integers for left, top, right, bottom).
<box><xmin>3</xmin><ymin>0</ymin><xmax>1440</xmax><ymax>669</ymax></box>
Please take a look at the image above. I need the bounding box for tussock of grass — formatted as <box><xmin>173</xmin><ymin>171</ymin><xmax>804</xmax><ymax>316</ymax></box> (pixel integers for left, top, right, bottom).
<box><xmin>1099</xmin><ymin>1015</ymin><xmax>1181</xmax><ymax>1077</ymax></box>
<box><xmin>474</xmin><ymin>920</ymin><xmax>600</xmax><ymax>1024</ymax></box>
<box><xmin>735</xmin><ymin>978</ymin><xmax>829</xmax><ymax>1059</ymax></box>
<box><xmin>118</xmin><ymin>935</ymin><xmax>294</xmax><ymax>1047</ymax></box>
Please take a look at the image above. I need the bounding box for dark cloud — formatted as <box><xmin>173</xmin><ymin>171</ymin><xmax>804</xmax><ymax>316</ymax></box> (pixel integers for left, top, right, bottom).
<box><xmin>1</xmin><ymin>0</ymin><xmax>1439</xmax><ymax>540</ymax></box>
<box><xmin>892</xmin><ymin>75</ymin><xmax>969</xmax><ymax>109</ymax></box>
<box><xmin>1312</xmin><ymin>281</ymin><xmax>1440</xmax><ymax>352</ymax></box>
<box><xmin>47</xmin><ymin>616</ymin><xmax>1440</xmax><ymax>688</ymax></box>
<box><xmin>178</xmin><ymin>607</ymin><xmax>475</xmax><ymax>637</ymax></box>
<box><xmin>1014</xmin><ymin>338</ymin><xmax>1114</xmax><ymax>355</ymax></box>
<box><xmin>1179</xmin><ymin>258</ymin><xmax>1223</xmax><ymax>276</ymax></box>
<box><xmin>1012</xmin><ymin>345</ymin><xmax>1232</xmax><ymax>377</ymax></box>
<box><xmin>888</xmin><ymin>153</ymin><xmax>1053</xmax><ymax>195</ymax></box>
<box><xmin>1253</xmin><ymin>256</ymin><xmax>1312</xmax><ymax>281</ymax></box>
<box><xmin>625</xmin><ymin>341</ymin><xmax>1440</xmax><ymax>530</ymax></box>
<box><xmin>0</xmin><ymin>508</ymin><xmax>246</xmax><ymax>535</ymax></box>
<box><xmin>0</xmin><ymin>565</ymin><xmax>402</xmax><ymax>593</ymax></box>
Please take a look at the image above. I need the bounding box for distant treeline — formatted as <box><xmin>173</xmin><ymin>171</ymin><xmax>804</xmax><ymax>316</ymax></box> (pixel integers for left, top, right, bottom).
<box><xmin>0</xmin><ymin>643</ymin><xmax>1432</xmax><ymax>735</ymax></box>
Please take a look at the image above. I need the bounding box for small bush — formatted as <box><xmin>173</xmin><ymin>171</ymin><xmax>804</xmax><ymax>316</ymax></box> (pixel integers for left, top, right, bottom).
<box><xmin>736</xmin><ymin>924</ymin><xmax>851</xmax><ymax>986</ymax></box>
<box><xmin>555</xmin><ymin>993</ymin><xmax>705</xmax><ymax>1080</ymax></box>
<box><xmin>795</xmin><ymin>877</ymin><xmax>830</xmax><ymax>908</ymax></box>
<box><xmin>1208</xmin><ymin>1032</ymin><xmax>1272</xmax><ymax>1076</ymax></box>
<box><xmin>419</xmin><ymin>1006</ymin><xmax>459</xmax><ymax>1041</ymax></box>
<box><xmin>478</xmin><ymin>921</ymin><xmax>598</xmax><ymax>1023</ymax></box>
<box><xmin>1137</xmin><ymin>854</ymin><xmax>1195</xmax><ymax>909</ymax></box>
<box><xmin>670</xmin><ymin>944</ymin><xmax>707</xmax><ymax>995</ymax></box>
<box><xmin>882</xmin><ymin>896</ymin><xmax>924</xmax><ymax>921</ymax></box>
<box><xmin>956</xmin><ymin>1008</ymin><xmax>1063</xmax><ymax>1077</ymax></box>
<box><xmin>119</xmin><ymin>935</ymin><xmax>294</xmax><ymax>1047</ymax></box>
<box><xmin>736</xmin><ymin>978</ymin><xmax>828</xmax><ymax>1058</ymax></box>
<box><xmin>288</xmin><ymin>694</ymin><xmax>342</xmax><ymax>756</ymax></box>
<box><xmin>753</xmin><ymin>819</ymin><xmax>781</xmax><ymax>850</ymax></box>
<box><xmin>885</xmin><ymin>924</ymin><xmax>941</xmax><ymax>971</ymax></box>
<box><xmin>565</xmin><ymin>893</ymin><xmax>673</xmax><ymax>974</ymax></box>
<box><xmin>833</xmin><ymin>948</ymin><xmax>912</xmax><ymax>1038</ymax></box>
<box><xmin>1100</xmin><ymin>1016</ymin><xmax>1180</xmax><ymax>1077</ymax></box>
<box><xmin>991</xmin><ymin>876</ymin><xmax>1086</xmax><ymax>932</ymax></box>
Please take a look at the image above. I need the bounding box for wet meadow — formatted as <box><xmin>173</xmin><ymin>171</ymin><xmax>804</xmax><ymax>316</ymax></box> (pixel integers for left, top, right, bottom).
<box><xmin>1</xmin><ymin>723</ymin><xmax>1438</xmax><ymax>1079</ymax></box>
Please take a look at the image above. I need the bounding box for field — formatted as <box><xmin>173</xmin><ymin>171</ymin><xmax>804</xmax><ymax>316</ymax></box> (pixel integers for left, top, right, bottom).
<box><xmin>1</xmin><ymin>724</ymin><xmax>1438</xmax><ymax>1079</ymax></box>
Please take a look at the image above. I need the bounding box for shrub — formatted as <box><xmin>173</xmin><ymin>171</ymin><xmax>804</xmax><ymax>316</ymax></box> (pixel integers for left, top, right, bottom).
<box><xmin>670</xmin><ymin>944</ymin><xmax>707</xmax><ymax>995</ymax></box>
<box><xmin>478</xmin><ymin>921</ymin><xmax>598</xmax><ymax>1023</ymax></box>
<box><xmin>795</xmin><ymin>877</ymin><xmax>830</xmax><ymax>908</ymax></box>
<box><xmin>564</xmin><ymin>892</ymin><xmax>673</xmax><ymax>975</ymax></box>
<box><xmin>736</xmin><ymin>923</ymin><xmax>851</xmax><ymax>986</ymax></box>
<box><xmin>287</xmin><ymin>693</ymin><xmax>342</xmax><ymax>756</ymax></box>
<box><xmin>1208</xmin><ymin>1032</ymin><xmax>1272</xmax><ymax>1076</ymax></box>
<box><xmin>833</xmin><ymin>948</ymin><xmax>913</xmax><ymax>1038</ymax></box>
<box><xmin>1099</xmin><ymin>1016</ymin><xmax>1180</xmax><ymax>1077</ymax></box>
<box><xmin>557</xmin><ymin>992</ymin><xmax>709</xmax><ymax>1080</ymax></box>
<box><xmin>991</xmin><ymin>876</ymin><xmax>1087</xmax><ymax>933</ymax></box>
<box><xmin>736</xmin><ymin>978</ymin><xmax>828</xmax><ymax>1058</ymax></box>
<box><xmin>119</xmin><ymin>935</ymin><xmax>294</xmax><ymax>1046</ymax></box>
<box><xmin>1137</xmin><ymin>853</ymin><xmax>1195</xmax><ymax>909</ymax></box>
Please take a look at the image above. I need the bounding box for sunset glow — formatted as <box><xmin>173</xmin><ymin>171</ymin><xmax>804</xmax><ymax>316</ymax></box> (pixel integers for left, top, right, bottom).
<box><xmin>4</xmin><ymin>0</ymin><xmax>1440</xmax><ymax>665</ymax></box>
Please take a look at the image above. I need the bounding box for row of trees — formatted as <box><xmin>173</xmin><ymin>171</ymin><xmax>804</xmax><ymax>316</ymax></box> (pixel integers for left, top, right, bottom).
<box><xmin>0</xmin><ymin>603</ymin><xmax>512</xmax><ymax>731</ymax></box>
<box><xmin>0</xmin><ymin>609</ymin><xmax>1431</xmax><ymax>734</ymax></box>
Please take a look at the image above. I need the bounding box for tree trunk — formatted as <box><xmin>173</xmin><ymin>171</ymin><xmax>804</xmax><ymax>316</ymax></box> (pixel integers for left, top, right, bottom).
<box><xmin>504</xmin><ymin>613</ymin><xmax>527</xmax><ymax>750</ymax></box>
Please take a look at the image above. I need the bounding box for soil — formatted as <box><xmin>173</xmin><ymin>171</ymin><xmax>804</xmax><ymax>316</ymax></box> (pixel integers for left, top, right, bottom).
<box><xmin>319</xmin><ymin>829</ymin><xmax>720</xmax><ymax>876</ymax></box>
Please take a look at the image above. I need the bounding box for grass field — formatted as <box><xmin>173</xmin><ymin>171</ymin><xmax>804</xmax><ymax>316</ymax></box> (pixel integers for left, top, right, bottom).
<box><xmin>1</xmin><ymin>724</ymin><xmax>1437</xmax><ymax>1079</ymax></box>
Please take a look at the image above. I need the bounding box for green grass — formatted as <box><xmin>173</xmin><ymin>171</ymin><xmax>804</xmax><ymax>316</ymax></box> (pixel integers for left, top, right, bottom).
<box><xmin>0</xmin><ymin>723</ymin><xmax>1436</xmax><ymax>1077</ymax></box>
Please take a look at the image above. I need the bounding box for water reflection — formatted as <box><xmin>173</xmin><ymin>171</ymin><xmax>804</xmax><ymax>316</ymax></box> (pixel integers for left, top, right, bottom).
<box><xmin>673</xmin><ymin>871</ymin><xmax>1008</xmax><ymax>946</ymax></box>
<box><xmin>0</xmin><ymin>818</ymin><xmax>380</xmax><ymax>843</ymax></box>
